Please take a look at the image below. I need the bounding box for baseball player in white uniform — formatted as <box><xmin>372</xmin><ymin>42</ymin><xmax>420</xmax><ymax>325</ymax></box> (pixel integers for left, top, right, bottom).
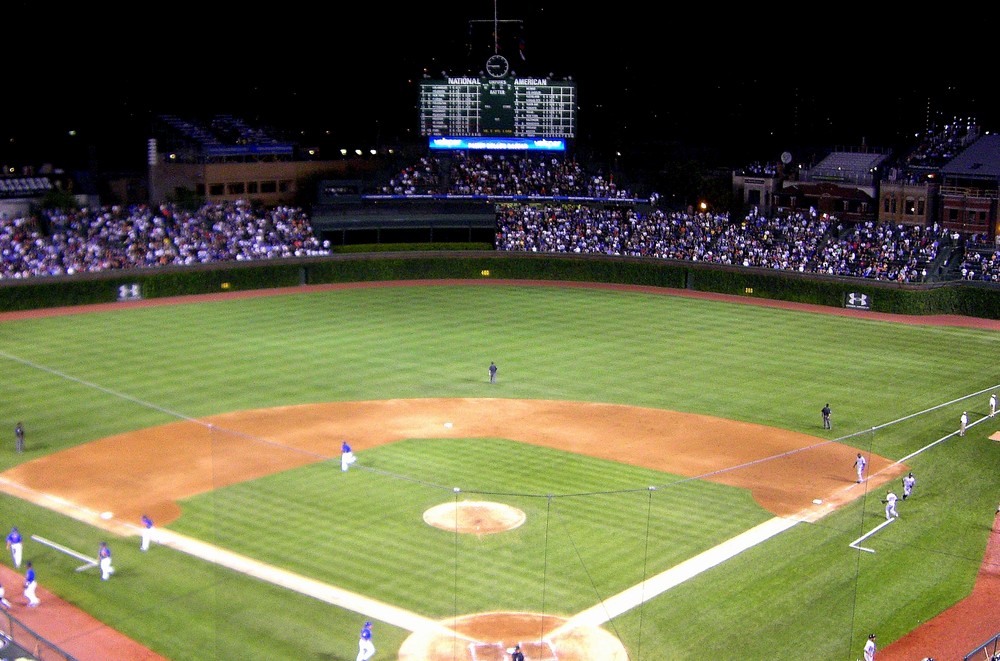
<box><xmin>902</xmin><ymin>472</ymin><xmax>915</xmax><ymax>500</ymax></box>
<box><xmin>960</xmin><ymin>411</ymin><xmax>968</xmax><ymax>436</ymax></box>
<box><xmin>863</xmin><ymin>633</ymin><xmax>876</xmax><ymax>661</ymax></box>
<box><xmin>882</xmin><ymin>490</ymin><xmax>899</xmax><ymax>520</ymax></box>
<box><xmin>991</xmin><ymin>393</ymin><xmax>997</xmax><ymax>418</ymax></box>
<box><xmin>854</xmin><ymin>453</ymin><xmax>867</xmax><ymax>483</ymax></box>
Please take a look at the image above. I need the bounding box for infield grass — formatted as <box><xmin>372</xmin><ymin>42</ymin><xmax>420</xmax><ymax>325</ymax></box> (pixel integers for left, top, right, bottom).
<box><xmin>2</xmin><ymin>282</ymin><xmax>999</xmax><ymax>660</ymax></box>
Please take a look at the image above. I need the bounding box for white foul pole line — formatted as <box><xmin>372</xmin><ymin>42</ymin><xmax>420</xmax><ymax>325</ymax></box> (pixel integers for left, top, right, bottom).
<box><xmin>849</xmin><ymin>518</ymin><xmax>895</xmax><ymax>553</ymax></box>
<box><xmin>31</xmin><ymin>534</ymin><xmax>99</xmax><ymax>572</ymax></box>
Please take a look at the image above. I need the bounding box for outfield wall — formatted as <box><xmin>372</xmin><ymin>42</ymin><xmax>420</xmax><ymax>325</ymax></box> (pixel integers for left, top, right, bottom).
<box><xmin>2</xmin><ymin>251</ymin><xmax>1000</xmax><ymax>319</ymax></box>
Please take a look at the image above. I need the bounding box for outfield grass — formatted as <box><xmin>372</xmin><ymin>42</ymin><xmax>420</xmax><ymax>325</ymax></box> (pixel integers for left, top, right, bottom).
<box><xmin>2</xmin><ymin>282</ymin><xmax>999</xmax><ymax>660</ymax></box>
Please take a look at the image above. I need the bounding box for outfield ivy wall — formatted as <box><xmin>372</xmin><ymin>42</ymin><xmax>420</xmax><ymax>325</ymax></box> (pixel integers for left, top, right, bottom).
<box><xmin>2</xmin><ymin>252</ymin><xmax>1000</xmax><ymax>319</ymax></box>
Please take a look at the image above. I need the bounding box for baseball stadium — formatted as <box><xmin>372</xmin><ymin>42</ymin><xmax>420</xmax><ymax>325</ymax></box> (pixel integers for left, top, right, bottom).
<box><xmin>2</xmin><ymin>268</ymin><xmax>1000</xmax><ymax>660</ymax></box>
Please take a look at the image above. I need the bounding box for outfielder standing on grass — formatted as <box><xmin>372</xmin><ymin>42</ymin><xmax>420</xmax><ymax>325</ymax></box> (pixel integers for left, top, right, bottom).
<box><xmin>6</xmin><ymin>526</ymin><xmax>23</xmax><ymax>568</ymax></box>
<box><xmin>902</xmin><ymin>472</ymin><xmax>916</xmax><ymax>500</ymax></box>
<box><xmin>821</xmin><ymin>403</ymin><xmax>832</xmax><ymax>430</ymax></box>
<box><xmin>356</xmin><ymin>620</ymin><xmax>375</xmax><ymax>661</ymax></box>
<box><xmin>991</xmin><ymin>392</ymin><xmax>997</xmax><ymax>418</ymax></box>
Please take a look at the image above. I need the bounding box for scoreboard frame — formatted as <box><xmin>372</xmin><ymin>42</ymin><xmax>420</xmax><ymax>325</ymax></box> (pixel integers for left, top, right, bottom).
<box><xmin>419</xmin><ymin>75</ymin><xmax>577</xmax><ymax>139</ymax></box>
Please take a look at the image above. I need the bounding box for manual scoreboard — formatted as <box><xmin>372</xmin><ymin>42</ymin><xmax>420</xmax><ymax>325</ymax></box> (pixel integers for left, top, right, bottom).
<box><xmin>419</xmin><ymin>75</ymin><xmax>576</xmax><ymax>139</ymax></box>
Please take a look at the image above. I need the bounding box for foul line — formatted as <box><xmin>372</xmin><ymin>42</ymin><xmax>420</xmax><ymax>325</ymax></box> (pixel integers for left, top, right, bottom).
<box><xmin>31</xmin><ymin>534</ymin><xmax>98</xmax><ymax>572</ymax></box>
<box><xmin>848</xmin><ymin>518</ymin><xmax>895</xmax><ymax>553</ymax></box>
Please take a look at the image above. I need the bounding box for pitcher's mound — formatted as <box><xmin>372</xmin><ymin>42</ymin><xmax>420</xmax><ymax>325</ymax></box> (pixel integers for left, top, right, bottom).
<box><xmin>398</xmin><ymin>611</ymin><xmax>627</xmax><ymax>660</ymax></box>
<box><xmin>423</xmin><ymin>501</ymin><xmax>526</xmax><ymax>534</ymax></box>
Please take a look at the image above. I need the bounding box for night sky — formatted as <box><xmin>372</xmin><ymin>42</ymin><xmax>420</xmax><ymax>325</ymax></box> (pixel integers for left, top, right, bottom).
<box><xmin>2</xmin><ymin>2</ymin><xmax>995</xmax><ymax>172</ymax></box>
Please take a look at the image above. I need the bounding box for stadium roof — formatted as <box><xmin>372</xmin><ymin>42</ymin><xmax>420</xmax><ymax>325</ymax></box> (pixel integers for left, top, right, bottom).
<box><xmin>940</xmin><ymin>133</ymin><xmax>1000</xmax><ymax>179</ymax></box>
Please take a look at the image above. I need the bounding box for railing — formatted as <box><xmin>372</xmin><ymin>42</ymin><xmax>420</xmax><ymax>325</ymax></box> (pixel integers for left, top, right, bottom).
<box><xmin>964</xmin><ymin>631</ymin><xmax>1000</xmax><ymax>661</ymax></box>
<box><xmin>0</xmin><ymin>609</ymin><xmax>78</xmax><ymax>661</ymax></box>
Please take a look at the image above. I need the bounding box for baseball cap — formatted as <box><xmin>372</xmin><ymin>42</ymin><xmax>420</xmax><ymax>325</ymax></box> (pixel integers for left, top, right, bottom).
<box><xmin>869</xmin><ymin>633</ymin><xmax>876</xmax><ymax>639</ymax></box>
<box><xmin>365</xmin><ymin>621</ymin><xmax>371</xmax><ymax>626</ymax></box>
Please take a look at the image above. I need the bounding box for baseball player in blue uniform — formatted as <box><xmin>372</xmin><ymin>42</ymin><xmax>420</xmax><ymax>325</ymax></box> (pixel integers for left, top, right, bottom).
<box><xmin>99</xmin><ymin>541</ymin><xmax>114</xmax><ymax>580</ymax></box>
<box><xmin>6</xmin><ymin>526</ymin><xmax>23</xmax><ymax>568</ymax></box>
<box><xmin>342</xmin><ymin>441</ymin><xmax>357</xmax><ymax>472</ymax></box>
<box><xmin>140</xmin><ymin>514</ymin><xmax>154</xmax><ymax>551</ymax></box>
<box><xmin>489</xmin><ymin>361</ymin><xmax>498</xmax><ymax>383</ymax></box>
<box><xmin>24</xmin><ymin>561</ymin><xmax>39</xmax><ymax>606</ymax></box>
<box><xmin>356</xmin><ymin>620</ymin><xmax>375</xmax><ymax>661</ymax></box>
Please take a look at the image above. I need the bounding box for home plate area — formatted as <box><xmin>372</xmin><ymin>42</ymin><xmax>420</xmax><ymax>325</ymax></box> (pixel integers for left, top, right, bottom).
<box><xmin>470</xmin><ymin>641</ymin><xmax>555</xmax><ymax>661</ymax></box>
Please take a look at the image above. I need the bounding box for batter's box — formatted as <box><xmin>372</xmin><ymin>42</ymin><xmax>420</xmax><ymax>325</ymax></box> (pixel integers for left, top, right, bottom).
<box><xmin>468</xmin><ymin>642</ymin><xmax>505</xmax><ymax>661</ymax></box>
<box><xmin>468</xmin><ymin>641</ymin><xmax>557</xmax><ymax>661</ymax></box>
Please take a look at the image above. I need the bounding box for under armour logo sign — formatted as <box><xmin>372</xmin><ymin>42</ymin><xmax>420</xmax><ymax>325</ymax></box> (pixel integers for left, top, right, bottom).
<box><xmin>845</xmin><ymin>292</ymin><xmax>870</xmax><ymax>309</ymax></box>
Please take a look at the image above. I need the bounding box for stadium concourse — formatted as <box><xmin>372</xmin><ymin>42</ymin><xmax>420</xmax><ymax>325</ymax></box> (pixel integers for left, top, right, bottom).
<box><xmin>0</xmin><ymin>282</ymin><xmax>998</xmax><ymax>660</ymax></box>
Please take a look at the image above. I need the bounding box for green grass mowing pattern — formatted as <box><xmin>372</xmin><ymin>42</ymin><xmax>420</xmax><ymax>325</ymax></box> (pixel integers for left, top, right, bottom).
<box><xmin>171</xmin><ymin>438</ymin><xmax>771</xmax><ymax>619</ymax></box>
<box><xmin>3</xmin><ymin>283</ymin><xmax>1000</xmax><ymax>659</ymax></box>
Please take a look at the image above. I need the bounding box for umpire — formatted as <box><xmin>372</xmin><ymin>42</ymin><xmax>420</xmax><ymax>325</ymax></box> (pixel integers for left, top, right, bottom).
<box><xmin>14</xmin><ymin>422</ymin><xmax>24</xmax><ymax>453</ymax></box>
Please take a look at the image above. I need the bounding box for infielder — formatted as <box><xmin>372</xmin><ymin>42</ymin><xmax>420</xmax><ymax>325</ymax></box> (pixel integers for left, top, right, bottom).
<box><xmin>341</xmin><ymin>441</ymin><xmax>357</xmax><ymax>472</ymax></box>
<box><xmin>902</xmin><ymin>472</ymin><xmax>916</xmax><ymax>500</ymax></box>
<box><xmin>140</xmin><ymin>514</ymin><xmax>154</xmax><ymax>551</ymax></box>
<box><xmin>882</xmin><ymin>490</ymin><xmax>899</xmax><ymax>520</ymax></box>
<box><xmin>853</xmin><ymin>453</ymin><xmax>867</xmax><ymax>483</ymax></box>
<box><xmin>99</xmin><ymin>541</ymin><xmax>114</xmax><ymax>580</ymax></box>
<box><xmin>6</xmin><ymin>526</ymin><xmax>23</xmax><ymax>568</ymax></box>
<box><xmin>356</xmin><ymin>620</ymin><xmax>375</xmax><ymax>661</ymax></box>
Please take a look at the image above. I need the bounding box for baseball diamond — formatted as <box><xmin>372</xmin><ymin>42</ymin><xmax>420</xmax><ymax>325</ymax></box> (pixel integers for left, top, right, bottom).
<box><xmin>1</xmin><ymin>281</ymin><xmax>999</xmax><ymax>661</ymax></box>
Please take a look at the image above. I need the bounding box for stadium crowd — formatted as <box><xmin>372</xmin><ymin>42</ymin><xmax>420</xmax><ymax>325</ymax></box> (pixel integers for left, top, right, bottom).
<box><xmin>495</xmin><ymin>203</ymin><xmax>945</xmax><ymax>282</ymax></box>
<box><xmin>381</xmin><ymin>152</ymin><xmax>627</xmax><ymax>199</ymax></box>
<box><xmin>1</xmin><ymin>151</ymin><xmax>996</xmax><ymax>284</ymax></box>
<box><xmin>0</xmin><ymin>200</ymin><xmax>328</xmax><ymax>279</ymax></box>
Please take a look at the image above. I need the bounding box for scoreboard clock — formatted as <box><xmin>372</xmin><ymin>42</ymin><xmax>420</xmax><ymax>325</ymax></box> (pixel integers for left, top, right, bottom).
<box><xmin>485</xmin><ymin>54</ymin><xmax>509</xmax><ymax>78</ymax></box>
